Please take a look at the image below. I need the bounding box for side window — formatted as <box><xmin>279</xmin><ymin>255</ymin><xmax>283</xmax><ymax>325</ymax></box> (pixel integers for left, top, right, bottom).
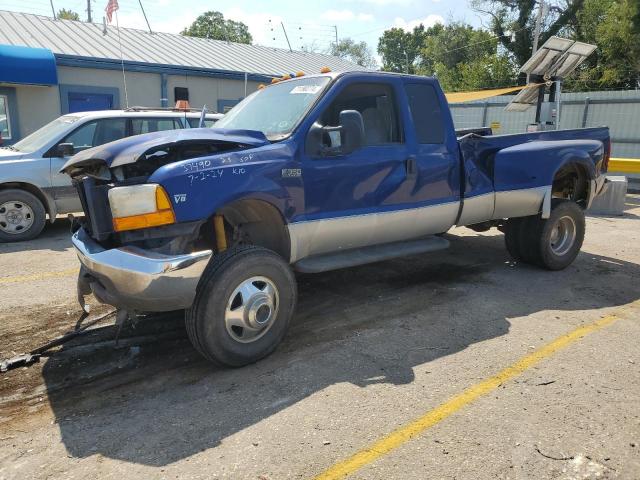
<box><xmin>62</xmin><ymin>121</ymin><xmax>98</xmax><ymax>153</ymax></box>
<box><xmin>320</xmin><ymin>83</ymin><xmax>401</xmax><ymax>147</ymax></box>
<box><xmin>0</xmin><ymin>95</ymin><xmax>11</xmax><ymax>140</ymax></box>
<box><xmin>131</xmin><ymin>118</ymin><xmax>181</xmax><ymax>135</ymax></box>
<box><xmin>62</xmin><ymin>118</ymin><xmax>127</xmax><ymax>153</ymax></box>
<box><xmin>404</xmin><ymin>83</ymin><xmax>445</xmax><ymax>144</ymax></box>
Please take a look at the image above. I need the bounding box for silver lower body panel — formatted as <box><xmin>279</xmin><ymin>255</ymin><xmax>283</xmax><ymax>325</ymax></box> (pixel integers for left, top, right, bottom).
<box><xmin>288</xmin><ymin>201</ymin><xmax>460</xmax><ymax>263</ymax></box>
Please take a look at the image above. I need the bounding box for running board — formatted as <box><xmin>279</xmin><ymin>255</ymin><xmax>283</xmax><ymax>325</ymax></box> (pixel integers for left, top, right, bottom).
<box><xmin>293</xmin><ymin>236</ymin><xmax>450</xmax><ymax>273</ymax></box>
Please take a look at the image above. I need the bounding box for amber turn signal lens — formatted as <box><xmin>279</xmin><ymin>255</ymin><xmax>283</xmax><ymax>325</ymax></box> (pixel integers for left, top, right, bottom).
<box><xmin>112</xmin><ymin>185</ymin><xmax>175</xmax><ymax>232</ymax></box>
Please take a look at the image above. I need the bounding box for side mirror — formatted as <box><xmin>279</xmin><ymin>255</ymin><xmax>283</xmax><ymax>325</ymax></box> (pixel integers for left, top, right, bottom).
<box><xmin>305</xmin><ymin>109</ymin><xmax>365</xmax><ymax>157</ymax></box>
<box><xmin>338</xmin><ymin>110</ymin><xmax>364</xmax><ymax>155</ymax></box>
<box><xmin>56</xmin><ymin>142</ymin><xmax>75</xmax><ymax>157</ymax></box>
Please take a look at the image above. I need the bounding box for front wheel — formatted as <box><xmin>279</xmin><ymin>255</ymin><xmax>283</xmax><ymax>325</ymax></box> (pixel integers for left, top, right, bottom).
<box><xmin>186</xmin><ymin>246</ymin><xmax>297</xmax><ymax>367</ymax></box>
<box><xmin>0</xmin><ymin>189</ymin><xmax>46</xmax><ymax>242</ymax></box>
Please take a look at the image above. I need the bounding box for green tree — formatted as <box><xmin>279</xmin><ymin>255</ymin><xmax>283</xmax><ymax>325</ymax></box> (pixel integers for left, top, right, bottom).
<box><xmin>182</xmin><ymin>11</ymin><xmax>252</xmax><ymax>44</ymax></box>
<box><xmin>57</xmin><ymin>8</ymin><xmax>80</xmax><ymax>21</ymax></box>
<box><xmin>472</xmin><ymin>0</ymin><xmax>584</xmax><ymax>68</ymax></box>
<box><xmin>377</xmin><ymin>25</ymin><xmax>429</xmax><ymax>73</ymax></box>
<box><xmin>329</xmin><ymin>38</ymin><xmax>377</xmax><ymax>68</ymax></box>
<box><xmin>569</xmin><ymin>0</ymin><xmax>640</xmax><ymax>89</ymax></box>
<box><xmin>418</xmin><ymin>22</ymin><xmax>517</xmax><ymax>91</ymax></box>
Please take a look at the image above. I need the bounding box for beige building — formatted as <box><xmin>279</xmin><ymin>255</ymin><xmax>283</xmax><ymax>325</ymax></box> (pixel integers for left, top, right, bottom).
<box><xmin>0</xmin><ymin>10</ymin><xmax>364</xmax><ymax>144</ymax></box>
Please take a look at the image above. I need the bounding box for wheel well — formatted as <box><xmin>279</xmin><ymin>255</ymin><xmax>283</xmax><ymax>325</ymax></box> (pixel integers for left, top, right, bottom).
<box><xmin>0</xmin><ymin>182</ymin><xmax>54</xmax><ymax>220</ymax></box>
<box><xmin>552</xmin><ymin>163</ymin><xmax>590</xmax><ymax>207</ymax></box>
<box><xmin>213</xmin><ymin>199</ymin><xmax>290</xmax><ymax>260</ymax></box>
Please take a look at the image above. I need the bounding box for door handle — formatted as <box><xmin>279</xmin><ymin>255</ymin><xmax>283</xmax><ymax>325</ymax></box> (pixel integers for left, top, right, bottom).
<box><xmin>405</xmin><ymin>155</ymin><xmax>417</xmax><ymax>178</ymax></box>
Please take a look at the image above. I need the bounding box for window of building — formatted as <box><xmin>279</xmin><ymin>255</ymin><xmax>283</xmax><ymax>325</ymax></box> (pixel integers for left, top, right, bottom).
<box><xmin>404</xmin><ymin>83</ymin><xmax>445</xmax><ymax>144</ymax></box>
<box><xmin>0</xmin><ymin>95</ymin><xmax>12</xmax><ymax>140</ymax></box>
<box><xmin>320</xmin><ymin>83</ymin><xmax>402</xmax><ymax>146</ymax></box>
<box><xmin>131</xmin><ymin>118</ymin><xmax>181</xmax><ymax>135</ymax></box>
<box><xmin>62</xmin><ymin>118</ymin><xmax>127</xmax><ymax>154</ymax></box>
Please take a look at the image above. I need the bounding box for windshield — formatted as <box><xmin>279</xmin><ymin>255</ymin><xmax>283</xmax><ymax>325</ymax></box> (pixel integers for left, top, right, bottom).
<box><xmin>215</xmin><ymin>76</ymin><xmax>331</xmax><ymax>140</ymax></box>
<box><xmin>12</xmin><ymin>116</ymin><xmax>81</xmax><ymax>153</ymax></box>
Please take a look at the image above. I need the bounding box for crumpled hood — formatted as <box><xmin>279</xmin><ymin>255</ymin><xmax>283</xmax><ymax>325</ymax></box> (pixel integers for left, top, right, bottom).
<box><xmin>61</xmin><ymin>128</ymin><xmax>270</xmax><ymax>172</ymax></box>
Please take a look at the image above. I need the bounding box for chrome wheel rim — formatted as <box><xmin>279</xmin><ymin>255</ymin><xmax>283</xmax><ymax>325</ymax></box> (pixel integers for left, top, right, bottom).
<box><xmin>549</xmin><ymin>215</ymin><xmax>576</xmax><ymax>256</ymax></box>
<box><xmin>224</xmin><ymin>276</ymin><xmax>279</xmax><ymax>343</ymax></box>
<box><xmin>0</xmin><ymin>201</ymin><xmax>35</xmax><ymax>235</ymax></box>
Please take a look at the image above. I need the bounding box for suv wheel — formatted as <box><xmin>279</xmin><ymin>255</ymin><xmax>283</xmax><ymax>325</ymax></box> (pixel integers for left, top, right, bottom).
<box><xmin>0</xmin><ymin>189</ymin><xmax>46</xmax><ymax>242</ymax></box>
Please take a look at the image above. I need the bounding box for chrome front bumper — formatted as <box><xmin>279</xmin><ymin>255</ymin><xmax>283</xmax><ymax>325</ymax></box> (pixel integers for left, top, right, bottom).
<box><xmin>72</xmin><ymin>228</ymin><xmax>212</xmax><ymax>312</ymax></box>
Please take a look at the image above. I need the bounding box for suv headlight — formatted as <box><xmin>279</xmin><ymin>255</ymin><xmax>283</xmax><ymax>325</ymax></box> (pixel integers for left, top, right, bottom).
<box><xmin>108</xmin><ymin>184</ymin><xmax>175</xmax><ymax>232</ymax></box>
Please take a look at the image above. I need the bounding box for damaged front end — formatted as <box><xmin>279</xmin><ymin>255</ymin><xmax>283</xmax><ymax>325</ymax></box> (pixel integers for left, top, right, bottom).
<box><xmin>63</xmin><ymin>128</ymin><xmax>269</xmax><ymax>314</ymax></box>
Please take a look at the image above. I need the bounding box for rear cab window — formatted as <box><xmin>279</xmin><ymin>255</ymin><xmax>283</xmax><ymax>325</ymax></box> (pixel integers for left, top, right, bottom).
<box><xmin>404</xmin><ymin>83</ymin><xmax>445</xmax><ymax>144</ymax></box>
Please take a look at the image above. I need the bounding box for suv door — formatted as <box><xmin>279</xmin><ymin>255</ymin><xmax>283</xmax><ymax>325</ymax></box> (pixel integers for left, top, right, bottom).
<box><xmin>294</xmin><ymin>79</ymin><xmax>410</xmax><ymax>260</ymax></box>
<box><xmin>49</xmin><ymin>117</ymin><xmax>127</xmax><ymax>213</ymax></box>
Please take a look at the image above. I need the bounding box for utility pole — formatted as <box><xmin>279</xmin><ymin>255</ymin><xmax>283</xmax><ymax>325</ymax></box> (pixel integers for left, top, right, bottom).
<box><xmin>532</xmin><ymin>0</ymin><xmax>545</xmax><ymax>54</ymax></box>
<box><xmin>50</xmin><ymin>0</ymin><xmax>56</xmax><ymax>19</ymax></box>
<box><xmin>86</xmin><ymin>0</ymin><xmax>92</xmax><ymax>23</ymax></box>
<box><xmin>334</xmin><ymin>25</ymin><xmax>338</xmax><ymax>47</ymax></box>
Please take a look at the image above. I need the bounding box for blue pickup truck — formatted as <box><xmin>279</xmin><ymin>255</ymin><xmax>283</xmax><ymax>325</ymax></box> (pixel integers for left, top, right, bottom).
<box><xmin>63</xmin><ymin>71</ymin><xmax>610</xmax><ymax>367</ymax></box>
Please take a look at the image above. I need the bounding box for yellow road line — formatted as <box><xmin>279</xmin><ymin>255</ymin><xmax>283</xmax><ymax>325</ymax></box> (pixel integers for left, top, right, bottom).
<box><xmin>0</xmin><ymin>267</ymin><xmax>79</xmax><ymax>285</ymax></box>
<box><xmin>314</xmin><ymin>313</ymin><xmax>623</xmax><ymax>480</ymax></box>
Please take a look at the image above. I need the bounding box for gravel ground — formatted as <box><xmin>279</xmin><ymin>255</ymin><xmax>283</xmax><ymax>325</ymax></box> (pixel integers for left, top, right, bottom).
<box><xmin>0</xmin><ymin>196</ymin><xmax>638</xmax><ymax>480</ymax></box>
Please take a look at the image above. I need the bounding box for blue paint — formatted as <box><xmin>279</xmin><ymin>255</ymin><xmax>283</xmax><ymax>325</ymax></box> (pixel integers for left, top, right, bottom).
<box><xmin>68</xmin><ymin>72</ymin><xmax>611</xmax><ymax>228</ymax></box>
<box><xmin>0</xmin><ymin>45</ymin><xmax>58</xmax><ymax>86</ymax></box>
<box><xmin>59</xmin><ymin>84</ymin><xmax>120</xmax><ymax>114</ymax></box>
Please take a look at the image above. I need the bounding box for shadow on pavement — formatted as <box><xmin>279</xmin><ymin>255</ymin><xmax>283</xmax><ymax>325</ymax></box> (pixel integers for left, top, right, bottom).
<box><xmin>0</xmin><ymin>217</ymin><xmax>75</xmax><ymax>253</ymax></box>
<box><xmin>39</xmin><ymin>230</ymin><xmax>640</xmax><ymax>466</ymax></box>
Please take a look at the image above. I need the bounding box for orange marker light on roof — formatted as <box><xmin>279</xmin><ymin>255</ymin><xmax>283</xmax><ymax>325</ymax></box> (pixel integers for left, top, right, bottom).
<box><xmin>271</xmin><ymin>78</ymin><xmax>280</xmax><ymax>84</ymax></box>
<box><xmin>296</xmin><ymin>71</ymin><xmax>305</xmax><ymax>77</ymax></box>
<box><xmin>281</xmin><ymin>74</ymin><xmax>291</xmax><ymax>80</ymax></box>
<box><xmin>320</xmin><ymin>66</ymin><xmax>331</xmax><ymax>73</ymax></box>
<box><xmin>258</xmin><ymin>84</ymin><xmax>266</xmax><ymax>89</ymax></box>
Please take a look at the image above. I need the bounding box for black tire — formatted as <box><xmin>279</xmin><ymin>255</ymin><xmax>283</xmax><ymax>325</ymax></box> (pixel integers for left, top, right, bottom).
<box><xmin>504</xmin><ymin>217</ymin><xmax>524</xmax><ymax>261</ymax></box>
<box><xmin>186</xmin><ymin>245</ymin><xmax>297</xmax><ymax>367</ymax></box>
<box><xmin>518</xmin><ymin>200</ymin><xmax>585</xmax><ymax>270</ymax></box>
<box><xmin>0</xmin><ymin>189</ymin><xmax>46</xmax><ymax>242</ymax></box>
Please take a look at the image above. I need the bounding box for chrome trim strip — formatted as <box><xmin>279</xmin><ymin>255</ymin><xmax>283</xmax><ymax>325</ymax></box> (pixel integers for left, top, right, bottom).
<box><xmin>73</xmin><ymin>228</ymin><xmax>212</xmax><ymax>311</ymax></box>
<box><xmin>456</xmin><ymin>192</ymin><xmax>495</xmax><ymax>226</ymax></box>
<box><xmin>492</xmin><ymin>186</ymin><xmax>549</xmax><ymax>219</ymax></box>
<box><xmin>288</xmin><ymin>201</ymin><xmax>460</xmax><ymax>263</ymax></box>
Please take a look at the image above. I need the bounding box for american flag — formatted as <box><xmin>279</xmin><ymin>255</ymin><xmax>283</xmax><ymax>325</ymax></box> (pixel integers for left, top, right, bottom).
<box><xmin>105</xmin><ymin>0</ymin><xmax>119</xmax><ymax>23</ymax></box>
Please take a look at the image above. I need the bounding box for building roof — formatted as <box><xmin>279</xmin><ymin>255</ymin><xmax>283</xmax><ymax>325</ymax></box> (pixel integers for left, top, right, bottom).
<box><xmin>0</xmin><ymin>10</ymin><xmax>367</xmax><ymax>78</ymax></box>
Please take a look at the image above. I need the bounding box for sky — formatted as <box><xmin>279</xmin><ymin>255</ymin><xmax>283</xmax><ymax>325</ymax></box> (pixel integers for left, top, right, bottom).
<box><xmin>0</xmin><ymin>0</ymin><xmax>487</xmax><ymax>64</ymax></box>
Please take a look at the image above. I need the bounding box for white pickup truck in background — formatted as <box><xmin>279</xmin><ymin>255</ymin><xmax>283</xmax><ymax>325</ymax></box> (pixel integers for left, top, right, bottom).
<box><xmin>0</xmin><ymin>108</ymin><xmax>222</xmax><ymax>242</ymax></box>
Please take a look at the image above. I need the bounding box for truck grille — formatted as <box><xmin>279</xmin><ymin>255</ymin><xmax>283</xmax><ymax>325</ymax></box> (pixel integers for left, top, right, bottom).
<box><xmin>74</xmin><ymin>177</ymin><xmax>114</xmax><ymax>241</ymax></box>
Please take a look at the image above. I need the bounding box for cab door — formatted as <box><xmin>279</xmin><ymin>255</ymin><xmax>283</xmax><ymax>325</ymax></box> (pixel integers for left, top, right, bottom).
<box><xmin>293</xmin><ymin>78</ymin><xmax>410</xmax><ymax>260</ymax></box>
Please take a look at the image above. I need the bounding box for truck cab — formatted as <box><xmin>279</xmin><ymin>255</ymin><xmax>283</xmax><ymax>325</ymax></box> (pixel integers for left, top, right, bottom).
<box><xmin>64</xmin><ymin>71</ymin><xmax>610</xmax><ymax>367</ymax></box>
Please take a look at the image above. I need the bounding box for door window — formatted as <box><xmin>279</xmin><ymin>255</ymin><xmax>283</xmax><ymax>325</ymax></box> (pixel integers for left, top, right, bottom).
<box><xmin>320</xmin><ymin>83</ymin><xmax>402</xmax><ymax>146</ymax></box>
<box><xmin>61</xmin><ymin>118</ymin><xmax>127</xmax><ymax>154</ymax></box>
<box><xmin>131</xmin><ymin>117</ymin><xmax>182</xmax><ymax>135</ymax></box>
<box><xmin>0</xmin><ymin>95</ymin><xmax>11</xmax><ymax>140</ymax></box>
<box><xmin>404</xmin><ymin>83</ymin><xmax>445</xmax><ymax>144</ymax></box>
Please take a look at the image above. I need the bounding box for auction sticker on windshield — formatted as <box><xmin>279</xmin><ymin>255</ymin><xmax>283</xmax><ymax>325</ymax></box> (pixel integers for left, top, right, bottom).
<box><xmin>290</xmin><ymin>85</ymin><xmax>322</xmax><ymax>94</ymax></box>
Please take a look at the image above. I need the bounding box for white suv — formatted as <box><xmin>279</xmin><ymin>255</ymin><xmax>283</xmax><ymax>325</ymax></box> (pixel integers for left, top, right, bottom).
<box><xmin>0</xmin><ymin>109</ymin><xmax>223</xmax><ymax>241</ymax></box>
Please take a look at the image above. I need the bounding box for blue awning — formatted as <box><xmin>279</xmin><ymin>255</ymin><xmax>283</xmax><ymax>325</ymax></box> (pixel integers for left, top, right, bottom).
<box><xmin>0</xmin><ymin>45</ymin><xmax>58</xmax><ymax>86</ymax></box>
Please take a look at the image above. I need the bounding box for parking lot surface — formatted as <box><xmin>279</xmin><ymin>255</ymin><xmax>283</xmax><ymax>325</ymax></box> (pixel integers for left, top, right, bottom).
<box><xmin>0</xmin><ymin>196</ymin><xmax>639</xmax><ymax>480</ymax></box>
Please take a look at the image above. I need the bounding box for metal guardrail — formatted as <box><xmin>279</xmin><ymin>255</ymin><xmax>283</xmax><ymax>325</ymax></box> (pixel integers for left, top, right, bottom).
<box><xmin>609</xmin><ymin>158</ymin><xmax>640</xmax><ymax>174</ymax></box>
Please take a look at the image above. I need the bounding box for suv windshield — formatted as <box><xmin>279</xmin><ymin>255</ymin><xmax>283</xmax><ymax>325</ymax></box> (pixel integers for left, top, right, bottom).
<box><xmin>12</xmin><ymin>116</ymin><xmax>81</xmax><ymax>153</ymax></box>
<box><xmin>215</xmin><ymin>76</ymin><xmax>331</xmax><ymax>140</ymax></box>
